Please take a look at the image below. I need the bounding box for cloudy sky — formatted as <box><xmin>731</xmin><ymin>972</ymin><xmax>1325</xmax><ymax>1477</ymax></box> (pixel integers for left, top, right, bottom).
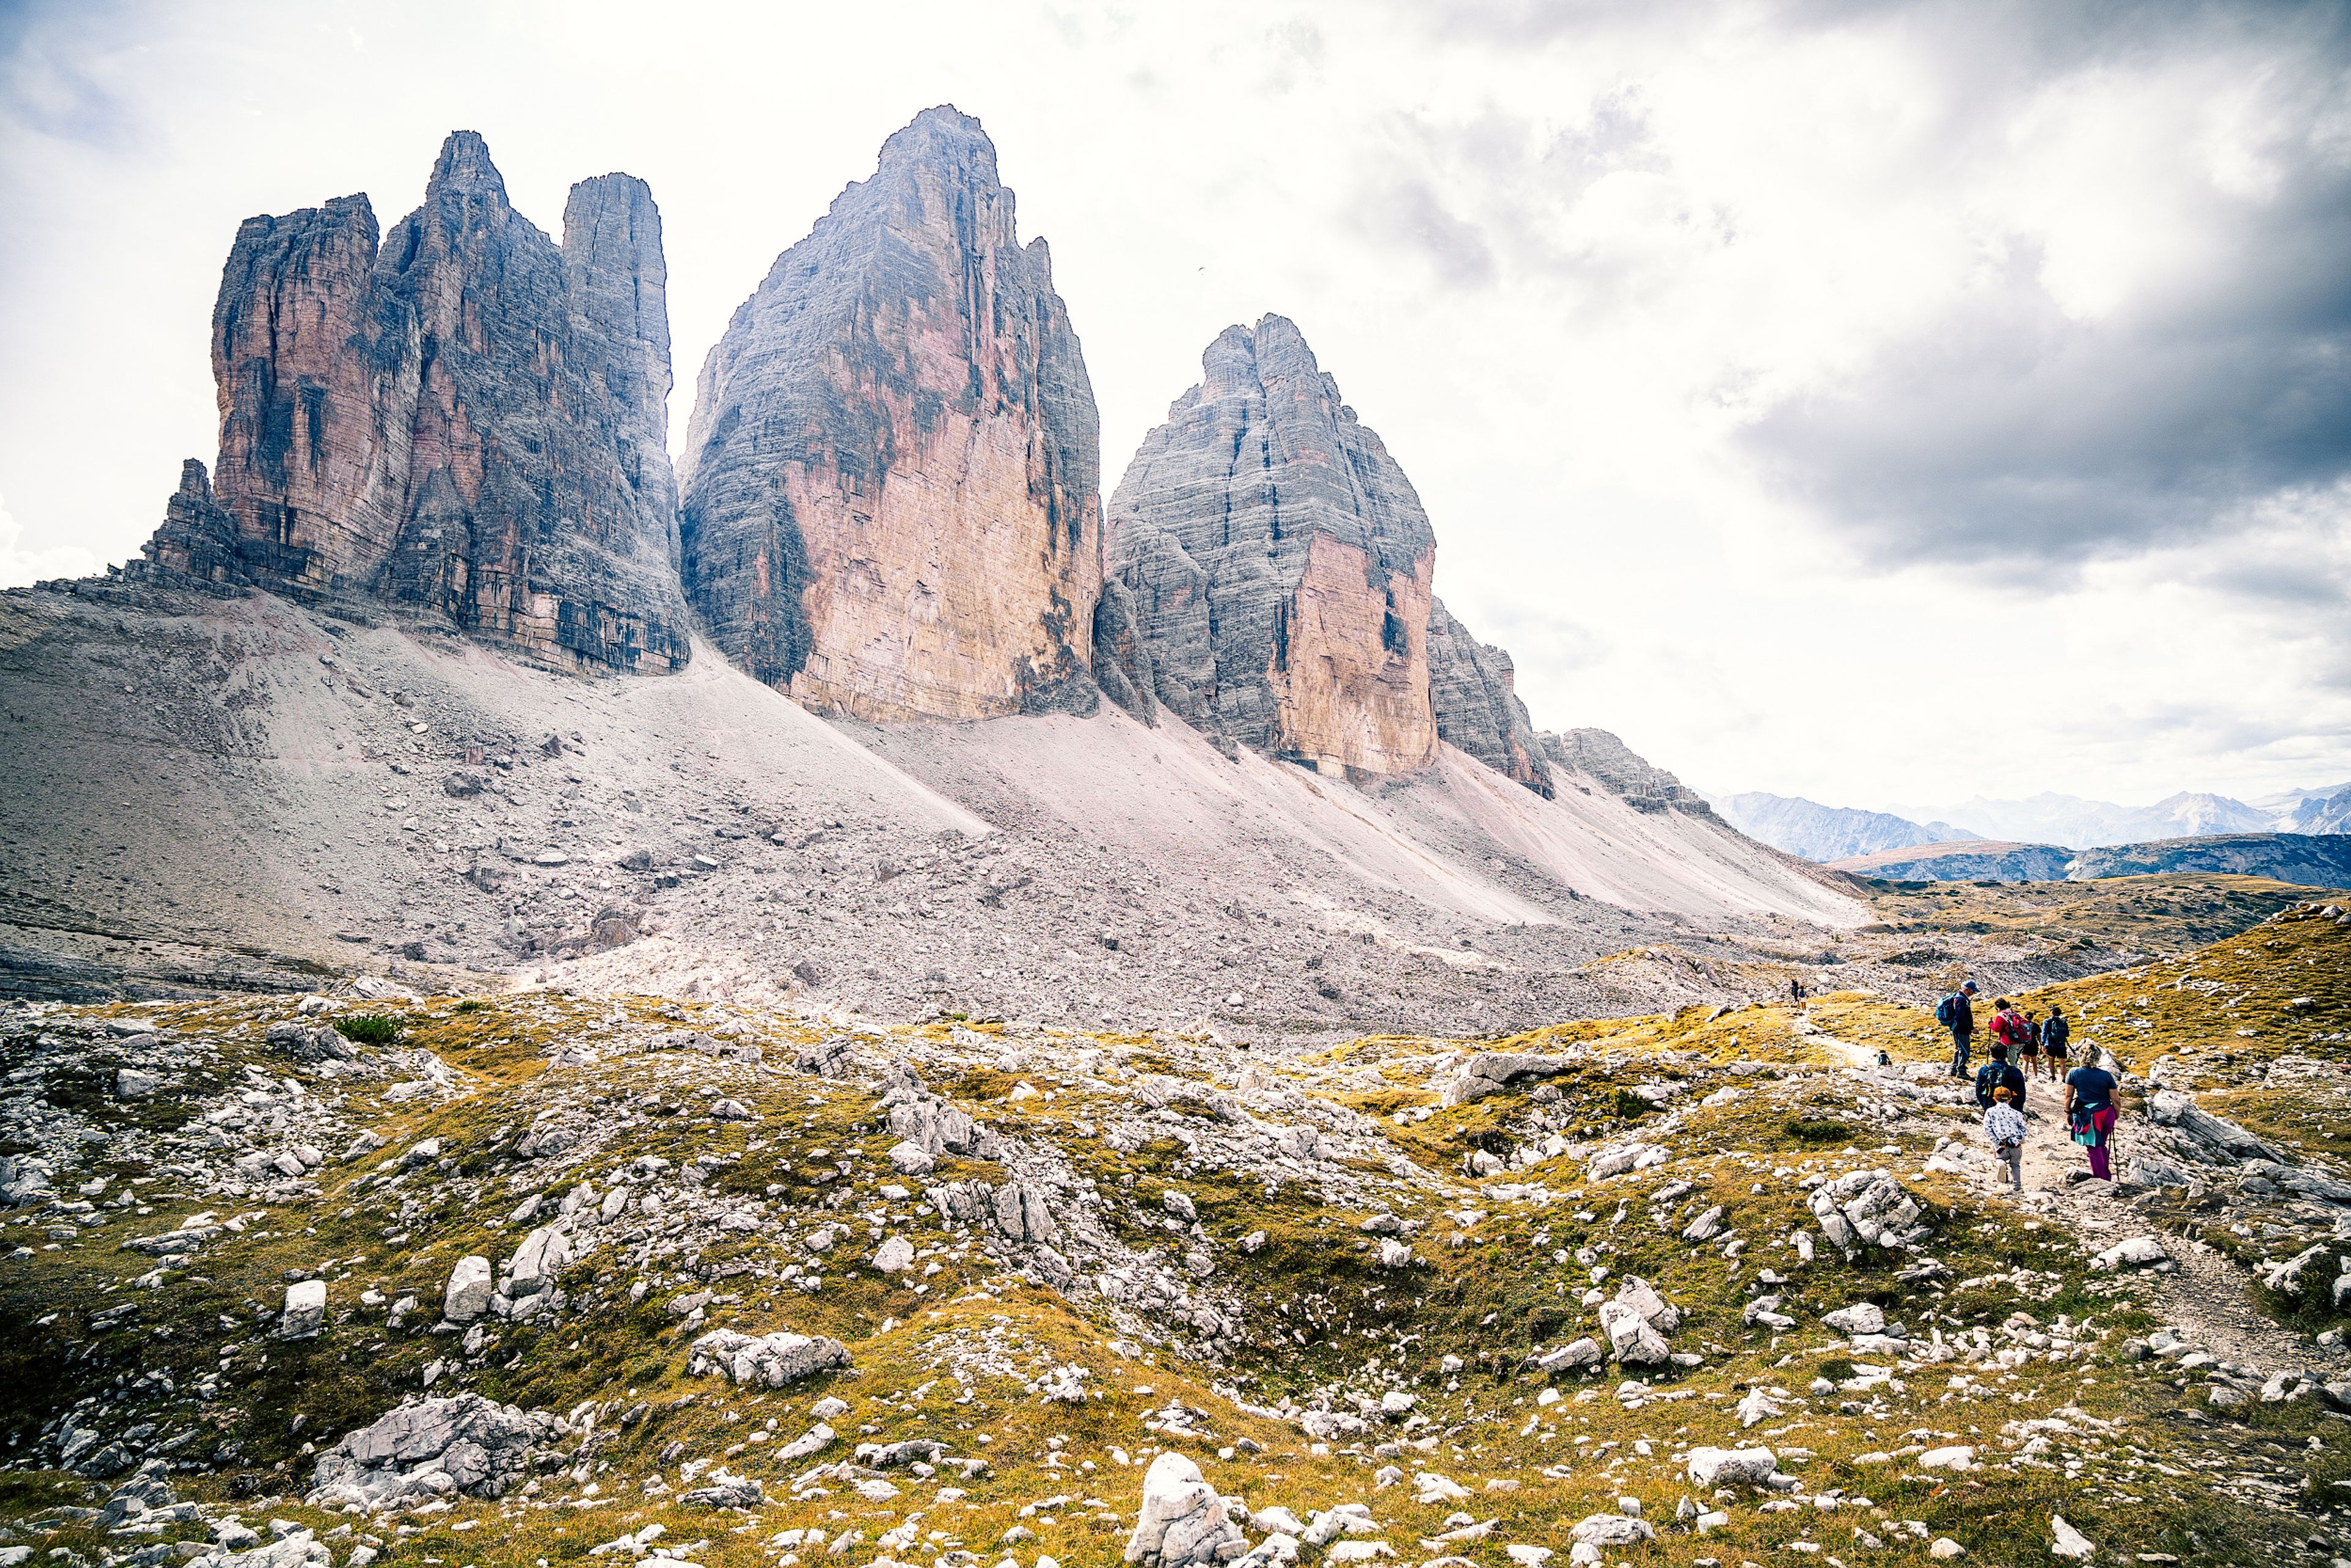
<box><xmin>4</xmin><ymin>0</ymin><xmax>2346</xmax><ymax>814</ymax></box>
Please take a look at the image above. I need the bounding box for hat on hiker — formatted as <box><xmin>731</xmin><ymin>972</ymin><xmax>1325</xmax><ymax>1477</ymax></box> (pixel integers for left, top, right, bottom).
<box><xmin>1960</xmin><ymin>981</ymin><xmax>1978</xmax><ymax>993</ymax></box>
<box><xmin>1993</xmin><ymin>1087</ymin><xmax>2015</xmax><ymax>1101</ymax></box>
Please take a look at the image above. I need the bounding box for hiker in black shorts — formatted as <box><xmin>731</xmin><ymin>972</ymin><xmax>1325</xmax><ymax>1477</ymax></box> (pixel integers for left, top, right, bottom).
<box><xmin>2042</xmin><ymin>1005</ymin><xmax>2071</xmax><ymax>1080</ymax></box>
<box><xmin>2017</xmin><ymin>1008</ymin><xmax>2042</xmax><ymax>1079</ymax></box>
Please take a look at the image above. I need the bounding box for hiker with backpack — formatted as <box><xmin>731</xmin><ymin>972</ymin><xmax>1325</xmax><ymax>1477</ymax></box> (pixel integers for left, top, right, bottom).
<box><xmin>1990</xmin><ymin>999</ymin><xmax>2028</xmax><ymax>1062</ymax></box>
<box><xmin>1937</xmin><ymin>980</ymin><xmax>1978</xmax><ymax>1078</ymax></box>
<box><xmin>2042</xmin><ymin>1005</ymin><xmax>2071</xmax><ymax>1081</ymax></box>
<box><xmin>1983</xmin><ymin>1084</ymin><xmax>2027</xmax><ymax>1193</ymax></box>
<box><xmin>2065</xmin><ymin>1056</ymin><xmax>2122</xmax><ymax>1180</ymax></box>
<box><xmin>1974</xmin><ymin>1041</ymin><xmax>2027</xmax><ymax>1112</ymax></box>
<box><xmin>2016</xmin><ymin>1007</ymin><xmax>2042</xmax><ymax>1077</ymax></box>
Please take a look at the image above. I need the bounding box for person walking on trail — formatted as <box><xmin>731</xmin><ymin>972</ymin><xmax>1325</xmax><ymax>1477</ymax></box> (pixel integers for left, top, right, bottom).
<box><xmin>1790</xmin><ymin>978</ymin><xmax>1805</xmax><ymax>1004</ymax></box>
<box><xmin>2066</xmin><ymin>1056</ymin><xmax>2122</xmax><ymax>1180</ymax></box>
<box><xmin>1938</xmin><ymin>980</ymin><xmax>1979</xmax><ymax>1078</ymax></box>
<box><xmin>1984</xmin><ymin>1085</ymin><xmax>2028</xmax><ymax>1193</ymax></box>
<box><xmin>1990</xmin><ymin>999</ymin><xmax>2027</xmax><ymax>1062</ymax></box>
<box><xmin>2042</xmin><ymin>1005</ymin><xmax>2071</xmax><ymax>1081</ymax></box>
<box><xmin>1974</xmin><ymin>1041</ymin><xmax>2027</xmax><ymax>1111</ymax></box>
<box><xmin>2017</xmin><ymin>1007</ymin><xmax>2042</xmax><ymax>1079</ymax></box>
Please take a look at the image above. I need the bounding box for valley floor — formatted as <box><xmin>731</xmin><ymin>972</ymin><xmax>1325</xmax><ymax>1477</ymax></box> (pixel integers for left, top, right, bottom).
<box><xmin>2</xmin><ymin>899</ymin><xmax>2348</xmax><ymax>1568</ymax></box>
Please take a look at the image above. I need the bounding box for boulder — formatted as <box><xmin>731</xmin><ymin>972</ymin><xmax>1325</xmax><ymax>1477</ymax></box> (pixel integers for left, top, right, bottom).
<box><xmin>1823</xmin><ymin>1303</ymin><xmax>1886</xmax><ymax>1335</ymax></box>
<box><xmin>309</xmin><ymin>1394</ymin><xmax>552</xmax><ymax>1504</ymax></box>
<box><xmin>1597</xmin><ymin>1300</ymin><xmax>1669</xmax><ymax>1365</ymax></box>
<box><xmin>2092</xmin><ymin>1236</ymin><xmax>2169</xmax><ymax>1272</ymax></box>
<box><xmin>1567</xmin><ymin>1515</ymin><xmax>1655</xmax><ymax>1548</ymax></box>
<box><xmin>688</xmin><ymin>1329</ymin><xmax>851</xmax><ymax>1389</ymax></box>
<box><xmin>1123</xmin><ymin>1451</ymin><xmax>1245</xmax><ymax>1567</ymax></box>
<box><xmin>2050</xmin><ymin>1515</ymin><xmax>2095</xmax><ymax>1561</ymax></box>
<box><xmin>443</xmin><ymin>1256</ymin><xmax>493</xmax><ymax>1324</ymax></box>
<box><xmin>2147</xmin><ymin>1092</ymin><xmax>2280</xmax><ymax>1162</ymax></box>
<box><xmin>280</xmin><ymin>1280</ymin><xmax>326</xmax><ymax>1338</ymax></box>
<box><xmin>679</xmin><ymin>1471</ymin><xmax>764</xmax><ymax>1509</ymax></box>
<box><xmin>1687</xmin><ymin>1446</ymin><xmax>1777</xmax><ymax>1487</ymax></box>
<box><xmin>1614</xmin><ymin>1277</ymin><xmax>1679</xmax><ymax>1333</ymax></box>
<box><xmin>1439</xmin><ymin>1052</ymin><xmax>1575</xmax><ymax>1107</ymax></box>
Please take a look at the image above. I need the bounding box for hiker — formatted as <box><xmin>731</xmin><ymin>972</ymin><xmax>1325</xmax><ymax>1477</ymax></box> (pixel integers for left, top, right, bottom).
<box><xmin>2065</xmin><ymin>1055</ymin><xmax>2122</xmax><ymax>1180</ymax></box>
<box><xmin>1876</xmin><ymin>1048</ymin><xmax>1892</xmax><ymax>1067</ymax></box>
<box><xmin>1983</xmin><ymin>1085</ymin><xmax>2027</xmax><ymax>1193</ymax></box>
<box><xmin>1989</xmin><ymin>998</ymin><xmax>2027</xmax><ymax>1062</ymax></box>
<box><xmin>1973</xmin><ymin>1041</ymin><xmax>2027</xmax><ymax>1111</ymax></box>
<box><xmin>2017</xmin><ymin>1007</ymin><xmax>2042</xmax><ymax>1078</ymax></box>
<box><xmin>2042</xmin><ymin>1005</ymin><xmax>2071</xmax><ymax>1081</ymax></box>
<box><xmin>1938</xmin><ymin>980</ymin><xmax>1978</xmax><ymax>1077</ymax></box>
<box><xmin>1790</xmin><ymin>978</ymin><xmax>1805</xmax><ymax>1004</ymax></box>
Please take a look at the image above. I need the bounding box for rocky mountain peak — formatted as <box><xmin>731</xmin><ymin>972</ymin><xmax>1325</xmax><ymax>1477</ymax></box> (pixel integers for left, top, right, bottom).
<box><xmin>136</xmin><ymin>132</ymin><xmax>691</xmax><ymax>675</ymax></box>
<box><xmin>678</xmin><ymin>108</ymin><xmax>1103</xmax><ymax>720</ymax></box>
<box><xmin>425</xmin><ymin>129</ymin><xmax>508</xmax><ymax>201</ymax></box>
<box><xmin>1106</xmin><ymin>313</ymin><xmax>1546</xmax><ymax>789</ymax></box>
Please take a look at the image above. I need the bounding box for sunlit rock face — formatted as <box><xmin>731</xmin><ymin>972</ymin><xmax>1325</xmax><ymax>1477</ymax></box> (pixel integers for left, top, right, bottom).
<box><xmin>1106</xmin><ymin>313</ymin><xmax>1439</xmax><ymax>777</ymax></box>
<box><xmin>678</xmin><ymin>106</ymin><xmax>1104</xmax><ymax>720</ymax></box>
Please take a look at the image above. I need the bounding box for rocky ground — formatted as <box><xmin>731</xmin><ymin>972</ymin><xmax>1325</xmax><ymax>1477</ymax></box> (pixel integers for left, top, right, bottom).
<box><xmin>1</xmin><ymin>901</ymin><xmax>2347</xmax><ymax>1568</ymax></box>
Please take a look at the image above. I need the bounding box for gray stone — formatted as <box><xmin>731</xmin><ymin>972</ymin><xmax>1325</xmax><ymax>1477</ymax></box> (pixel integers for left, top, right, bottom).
<box><xmin>308</xmin><ymin>1393</ymin><xmax>552</xmax><ymax>1504</ymax></box>
<box><xmin>1123</xmin><ymin>1450</ymin><xmax>1245</xmax><ymax>1567</ymax></box>
<box><xmin>687</xmin><ymin>1328</ymin><xmax>851</xmax><ymax>1389</ymax></box>
<box><xmin>280</xmin><ymin>1280</ymin><xmax>326</xmax><ymax>1338</ymax></box>
<box><xmin>443</xmin><ymin>1255</ymin><xmax>493</xmax><ymax>1324</ymax></box>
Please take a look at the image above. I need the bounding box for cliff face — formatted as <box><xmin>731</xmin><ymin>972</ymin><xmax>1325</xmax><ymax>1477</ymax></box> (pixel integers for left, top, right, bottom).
<box><xmin>1544</xmin><ymin>727</ymin><xmax>1715</xmax><ymax>814</ymax></box>
<box><xmin>144</xmin><ymin>133</ymin><xmax>691</xmax><ymax>675</ymax></box>
<box><xmin>1107</xmin><ymin>315</ymin><xmax>1438</xmax><ymax>776</ymax></box>
<box><xmin>678</xmin><ymin>107</ymin><xmax>1103</xmax><ymax>720</ymax></box>
<box><xmin>1427</xmin><ymin>598</ymin><xmax>1551</xmax><ymax>795</ymax></box>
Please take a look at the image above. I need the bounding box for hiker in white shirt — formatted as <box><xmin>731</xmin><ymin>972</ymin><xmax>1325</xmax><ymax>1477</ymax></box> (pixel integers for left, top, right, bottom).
<box><xmin>1983</xmin><ymin>1085</ymin><xmax>2027</xmax><ymax>1193</ymax></box>
<box><xmin>1974</xmin><ymin>1086</ymin><xmax>2031</xmax><ymax>1194</ymax></box>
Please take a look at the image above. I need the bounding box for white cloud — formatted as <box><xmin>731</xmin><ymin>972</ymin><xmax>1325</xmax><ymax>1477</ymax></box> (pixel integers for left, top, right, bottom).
<box><xmin>0</xmin><ymin>490</ymin><xmax>99</xmax><ymax>587</ymax></box>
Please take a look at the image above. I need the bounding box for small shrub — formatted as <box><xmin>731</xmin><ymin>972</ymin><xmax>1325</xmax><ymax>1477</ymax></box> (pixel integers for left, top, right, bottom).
<box><xmin>452</xmin><ymin>999</ymin><xmax>487</xmax><ymax>1015</ymax></box>
<box><xmin>1818</xmin><ymin>1356</ymin><xmax>1859</xmax><ymax>1382</ymax></box>
<box><xmin>1611</xmin><ymin>1088</ymin><xmax>1657</xmax><ymax>1119</ymax></box>
<box><xmin>334</xmin><ymin>1014</ymin><xmax>403</xmax><ymax>1047</ymax></box>
<box><xmin>1786</xmin><ymin>1116</ymin><xmax>1854</xmax><ymax>1144</ymax></box>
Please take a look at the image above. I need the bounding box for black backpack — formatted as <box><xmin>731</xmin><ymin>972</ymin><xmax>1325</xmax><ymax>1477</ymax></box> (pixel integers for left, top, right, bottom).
<box><xmin>1973</xmin><ymin>1062</ymin><xmax>2003</xmax><ymax>1108</ymax></box>
<box><xmin>2045</xmin><ymin>1014</ymin><xmax>2070</xmax><ymax>1049</ymax></box>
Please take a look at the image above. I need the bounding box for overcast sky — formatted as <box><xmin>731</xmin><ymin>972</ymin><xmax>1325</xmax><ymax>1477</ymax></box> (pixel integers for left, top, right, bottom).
<box><xmin>4</xmin><ymin>0</ymin><xmax>2346</xmax><ymax>813</ymax></box>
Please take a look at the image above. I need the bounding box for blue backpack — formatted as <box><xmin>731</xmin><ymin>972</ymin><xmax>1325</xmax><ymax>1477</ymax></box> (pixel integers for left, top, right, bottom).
<box><xmin>1935</xmin><ymin>994</ymin><xmax>1959</xmax><ymax>1027</ymax></box>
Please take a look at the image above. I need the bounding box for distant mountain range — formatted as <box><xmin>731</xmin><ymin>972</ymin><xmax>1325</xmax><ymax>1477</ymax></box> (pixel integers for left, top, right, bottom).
<box><xmin>1710</xmin><ymin>792</ymin><xmax>1980</xmax><ymax>861</ymax></box>
<box><xmin>1711</xmin><ymin>784</ymin><xmax>2351</xmax><ymax>860</ymax></box>
<box><xmin>1830</xmin><ymin>833</ymin><xmax>2351</xmax><ymax>888</ymax></box>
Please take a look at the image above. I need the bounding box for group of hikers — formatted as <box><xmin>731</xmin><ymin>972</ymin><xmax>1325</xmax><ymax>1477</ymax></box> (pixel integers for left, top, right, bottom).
<box><xmin>1937</xmin><ymin>978</ymin><xmax>2120</xmax><ymax>1190</ymax></box>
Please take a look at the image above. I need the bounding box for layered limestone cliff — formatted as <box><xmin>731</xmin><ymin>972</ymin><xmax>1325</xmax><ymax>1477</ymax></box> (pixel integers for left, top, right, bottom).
<box><xmin>677</xmin><ymin>107</ymin><xmax>1103</xmax><ymax>720</ymax></box>
<box><xmin>1107</xmin><ymin>315</ymin><xmax>1438</xmax><ymax>776</ymax></box>
<box><xmin>1545</xmin><ymin>727</ymin><xmax>1715</xmax><ymax>815</ymax></box>
<box><xmin>1427</xmin><ymin>598</ymin><xmax>1551</xmax><ymax>795</ymax></box>
<box><xmin>141</xmin><ymin>133</ymin><xmax>691</xmax><ymax>675</ymax></box>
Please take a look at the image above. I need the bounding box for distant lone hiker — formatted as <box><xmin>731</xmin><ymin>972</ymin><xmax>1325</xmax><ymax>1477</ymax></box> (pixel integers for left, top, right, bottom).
<box><xmin>2066</xmin><ymin>1055</ymin><xmax>2121</xmax><ymax>1181</ymax></box>
<box><xmin>1937</xmin><ymin>980</ymin><xmax>1978</xmax><ymax>1078</ymax></box>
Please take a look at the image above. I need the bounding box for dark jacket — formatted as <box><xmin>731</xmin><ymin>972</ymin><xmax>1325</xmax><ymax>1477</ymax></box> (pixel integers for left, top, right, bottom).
<box><xmin>1974</xmin><ymin>1060</ymin><xmax>2027</xmax><ymax>1110</ymax></box>
<box><xmin>1943</xmin><ymin>992</ymin><xmax>1975</xmax><ymax>1035</ymax></box>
